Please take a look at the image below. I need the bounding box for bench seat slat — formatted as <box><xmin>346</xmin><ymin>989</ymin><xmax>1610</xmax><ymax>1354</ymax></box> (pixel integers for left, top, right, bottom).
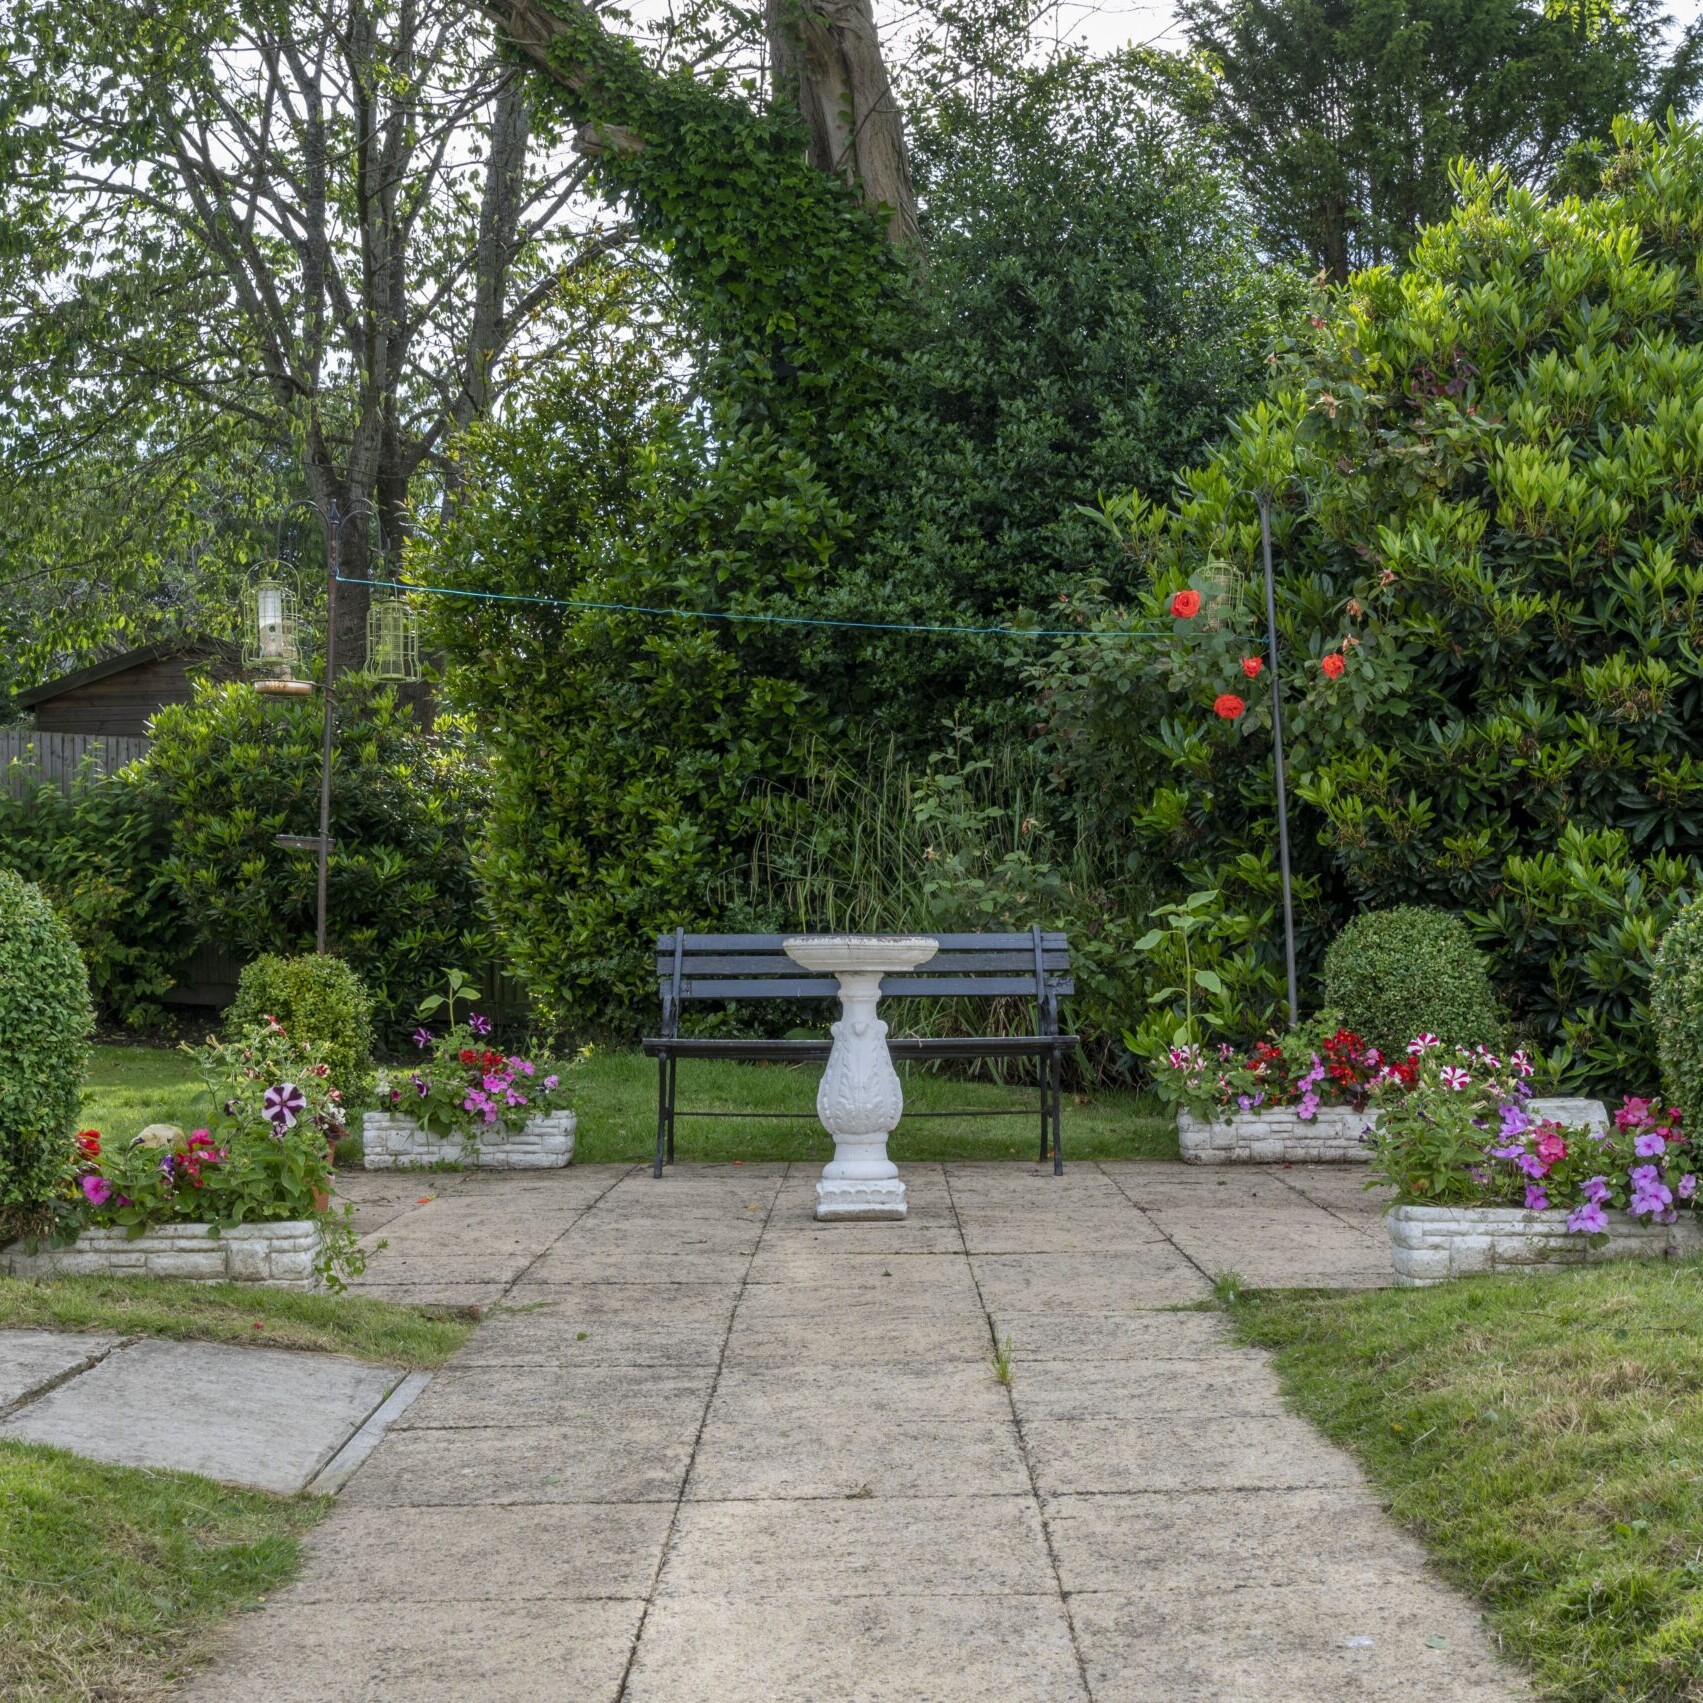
<box><xmin>643</xmin><ymin>1034</ymin><xmax>1080</xmax><ymax>1059</ymax></box>
<box><xmin>658</xmin><ymin>931</ymin><xmax>1068</xmax><ymax>952</ymax></box>
<box><xmin>659</xmin><ymin>949</ymin><xmax>1072</xmax><ymax>976</ymax></box>
<box><xmin>678</xmin><ymin>974</ymin><xmax>1071</xmax><ymax>1000</ymax></box>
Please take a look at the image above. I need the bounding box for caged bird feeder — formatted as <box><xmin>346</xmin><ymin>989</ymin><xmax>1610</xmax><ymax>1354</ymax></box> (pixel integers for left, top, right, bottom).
<box><xmin>365</xmin><ymin>593</ymin><xmax>421</xmax><ymax>681</ymax></box>
<box><xmin>245</xmin><ymin>577</ymin><xmax>312</xmax><ymax>696</ymax></box>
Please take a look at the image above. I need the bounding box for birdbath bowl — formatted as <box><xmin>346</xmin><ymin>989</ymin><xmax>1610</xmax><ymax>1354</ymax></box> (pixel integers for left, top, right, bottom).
<box><xmin>783</xmin><ymin>935</ymin><xmax>939</xmax><ymax>1220</ymax></box>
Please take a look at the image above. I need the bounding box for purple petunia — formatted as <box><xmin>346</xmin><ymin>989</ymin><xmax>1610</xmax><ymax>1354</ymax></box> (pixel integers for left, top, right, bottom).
<box><xmin>1296</xmin><ymin>1091</ymin><xmax>1320</xmax><ymax>1122</ymax></box>
<box><xmin>1582</xmin><ymin>1175</ymin><xmax>1612</xmax><ymax>1204</ymax></box>
<box><xmin>1629</xmin><ymin>1164</ymin><xmax>1673</xmax><ymax>1217</ymax></box>
<box><xmin>1635</xmin><ymin>1130</ymin><xmax>1668</xmax><ymax>1158</ymax></box>
<box><xmin>413</xmin><ymin>1026</ymin><xmax>433</xmax><ymax>1049</ymax></box>
<box><xmin>262</xmin><ymin>1082</ymin><xmax>306</xmax><ymax>1131</ymax></box>
<box><xmin>1524</xmin><ymin>1183</ymin><xmax>1550</xmax><ymax>1212</ymax></box>
<box><xmin>1567</xmin><ymin>1200</ymin><xmax>1608</xmax><ymax>1235</ymax></box>
<box><xmin>1516</xmin><ymin>1152</ymin><xmax>1548</xmax><ymax>1179</ymax></box>
<box><xmin>468</xmin><ymin>1013</ymin><xmax>492</xmax><ymax>1036</ymax></box>
<box><xmin>543</xmin><ymin>1074</ymin><xmax>559</xmax><ymax>1091</ymax></box>
<box><xmin>81</xmin><ymin>1175</ymin><xmax>111</xmax><ymax>1206</ymax></box>
<box><xmin>1680</xmin><ymin>1174</ymin><xmax>1698</xmax><ymax>1200</ymax></box>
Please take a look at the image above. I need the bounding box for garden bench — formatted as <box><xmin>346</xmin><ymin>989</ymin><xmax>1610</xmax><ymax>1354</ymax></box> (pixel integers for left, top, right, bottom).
<box><xmin>642</xmin><ymin>928</ymin><xmax>1078</xmax><ymax>1179</ymax></box>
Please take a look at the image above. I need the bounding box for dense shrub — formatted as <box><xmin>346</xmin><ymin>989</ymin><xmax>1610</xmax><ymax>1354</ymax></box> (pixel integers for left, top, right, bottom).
<box><xmin>1652</xmin><ymin>900</ymin><xmax>1703</xmax><ymax>1124</ymax></box>
<box><xmin>417</xmin><ymin>53</ymin><xmax>1286</xmax><ymax>1032</ymax></box>
<box><xmin>0</xmin><ymin>762</ymin><xmax>191</xmax><ymax>1027</ymax></box>
<box><xmin>145</xmin><ymin>677</ymin><xmax>492</xmax><ymax>1036</ymax></box>
<box><xmin>1323</xmin><ymin>908</ymin><xmax>1502</xmax><ymax>1058</ymax></box>
<box><xmin>0</xmin><ymin>868</ymin><xmax>93</xmax><ymax>1236</ymax></box>
<box><xmin>1046</xmin><ymin>116</ymin><xmax>1703</xmax><ymax>1093</ymax></box>
<box><xmin>227</xmin><ymin>954</ymin><xmax>376</xmax><ymax>1102</ymax></box>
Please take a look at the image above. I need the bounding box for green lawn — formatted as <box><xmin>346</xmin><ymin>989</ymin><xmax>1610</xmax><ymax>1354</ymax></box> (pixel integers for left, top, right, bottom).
<box><xmin>0</xmin><ymin>1440</ymin><xmax>328</xmax><ymax>1702</ymax></box>
<box><xmin>1229</xmin><ymin>1265</ymin><xmax>1703</xmax><ymax>1702</ymax></box>
<box><xmin>84</xmin><ymin>1040</ymin><xmax>1178</xmax><ymax>1164</ymax></box>
<box><xmin>0</xmin><ymin>1275</ymin><xmax>473</xmax><ymax>1367</ymax></box>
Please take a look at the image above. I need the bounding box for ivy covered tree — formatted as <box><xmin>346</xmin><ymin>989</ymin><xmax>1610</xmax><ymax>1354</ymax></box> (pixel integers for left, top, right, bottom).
<box><xmin>1179</xmin><ymin>0</ymin><xmax>1703</xmax><ymax>281</ymax></box>
<box><xmin>1047</xmin><ymin>117</ymin><xmax>1703</xmax><ymax>1093</ymax></box>
<box><xmin>414</xmin><ymin>15</ymin><xmax>1290</xmax><ymax>1028</ymax></box>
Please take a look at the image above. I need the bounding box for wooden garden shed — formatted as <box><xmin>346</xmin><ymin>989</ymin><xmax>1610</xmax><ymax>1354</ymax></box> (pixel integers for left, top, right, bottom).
<box><xmin>13</xmin><ymin>639</ymin><xmax>239</xmax><ymax>738</ymax></box>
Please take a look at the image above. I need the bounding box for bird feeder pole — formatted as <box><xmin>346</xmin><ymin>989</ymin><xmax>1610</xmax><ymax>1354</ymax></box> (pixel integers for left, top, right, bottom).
<box><xmin>1259</xmin><ymin>489</ymin><xmax>1300</xmax><ymax>1028</ymax></box>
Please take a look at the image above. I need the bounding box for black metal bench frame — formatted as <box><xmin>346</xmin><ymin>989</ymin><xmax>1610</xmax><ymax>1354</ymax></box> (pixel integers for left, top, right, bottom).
<box><xmin>642</xmin><ymin>927</ymin><xmax>1078</xmax><ymax>1179</ymax></box>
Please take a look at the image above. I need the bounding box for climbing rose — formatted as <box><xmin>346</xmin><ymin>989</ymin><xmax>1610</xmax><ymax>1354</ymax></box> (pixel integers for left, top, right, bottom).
<box><xmin>1241</xmin><ymin>656</ymin><xmax>1263</xmax><ymax>678</ymax></box>
<box><xmin>1213</xmin><ymin>694</ymin><xmax>1245</xmax><ymax>720</ymax></box>
<box><xmin>1169</xmin><ymin>590</ymin><xmax>1202</xmax><ymax>619</ymax></box>
<box><xmin>1320</xmin><ymin>653</ymin><xmax>1345</xmax><ymax>679</ymax></box>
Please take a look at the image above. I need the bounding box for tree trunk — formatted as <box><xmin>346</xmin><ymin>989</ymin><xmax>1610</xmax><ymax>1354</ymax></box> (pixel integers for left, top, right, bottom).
<box><xmin>483</xmin><ymin>0</ymin><xmax>918</xmax><ymax>245</ymax></box>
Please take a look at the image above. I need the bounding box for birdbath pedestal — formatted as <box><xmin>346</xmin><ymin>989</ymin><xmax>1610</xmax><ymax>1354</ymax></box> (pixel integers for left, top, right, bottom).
<box><xmin>782</xmin><ymin>935</ymin><xmax>938</xmax><ymax>1221</ymax></box>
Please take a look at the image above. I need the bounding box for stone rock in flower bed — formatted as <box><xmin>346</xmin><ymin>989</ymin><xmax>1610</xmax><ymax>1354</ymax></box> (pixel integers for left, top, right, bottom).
<box><xmin>1389</xmin><ymin>1204</ymin><xmax>1703</xmax><ymax>1287</ymax></box>
<box><xmin>1</xmin><ymin>1221</ymin><xmax>323</xmax><ymax>1289</ymax></box>
<box><xmin>367</xmin><ymin>1008</ymin><xmax>581</xmax><ymax>1171</ymax></box>
<box><xmin>362</xmin><ymin>1107</ymin><xmax>576</xmax><ymax>1170</ymax></box>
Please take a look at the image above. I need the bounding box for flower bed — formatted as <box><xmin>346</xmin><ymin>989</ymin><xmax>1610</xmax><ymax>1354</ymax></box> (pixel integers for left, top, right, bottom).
<box><xmin>8</xmin><ymin>1016</ymin><xmax>365</xmax><ymax>1290</ymax></box>
<box><xmin>362</xmin><ymin>1108</ymin><xmax>576</xmax><ymax>1170</ymax></box>
<box><xmin>2</xmin><ymin>1220</ymin><xmax>323</xmax><ymax>1288</ymax></box>
<box><xmin>369</xmin><ymin>999</ymin><xmax>581</xmax><ymax>1169</ymax></box>
<box><xmin>1389</xmin><ymin>1204</ymin><xmax>1703</xmax><ymax>1286</ymax></box>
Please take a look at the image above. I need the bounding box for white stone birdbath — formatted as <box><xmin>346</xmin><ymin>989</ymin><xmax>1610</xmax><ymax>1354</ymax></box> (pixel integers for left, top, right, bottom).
<box><xmin>782</xmin><ymin>935</ymin><xmax>939</xmax><ymax>1221</ymax></box>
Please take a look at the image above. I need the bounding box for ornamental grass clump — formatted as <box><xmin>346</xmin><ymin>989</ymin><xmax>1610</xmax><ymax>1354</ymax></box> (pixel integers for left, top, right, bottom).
<box><xmin>0</xmin><ymin>867</ymin><xmax>94</xmax><ymax>1240</ymax></box>
<box><xmin>1322</xmin><ymin>907</ymin><xmax>1502</xmax><ymax>1061</ymax></box>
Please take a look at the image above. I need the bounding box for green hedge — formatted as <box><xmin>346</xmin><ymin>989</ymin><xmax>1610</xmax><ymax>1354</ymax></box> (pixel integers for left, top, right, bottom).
<box><xmin>1652</xmin><ymin>901</ymin><xmax>1703</xmax><ymax>1124</ymax></box>
<box><xmin>1323</xmin><ymin>907</ymin><xmax>1502</xmax><ymax>1058</ymax></box>
<box><xmin>0</xmin><ymin>868</ymin><xmax>93</xmax><ymax>1237</ymax></box>
<box><xmin>227</xmin><ymin>954</ymin><xmax>376</xmax><ymax>1104</ymax></box>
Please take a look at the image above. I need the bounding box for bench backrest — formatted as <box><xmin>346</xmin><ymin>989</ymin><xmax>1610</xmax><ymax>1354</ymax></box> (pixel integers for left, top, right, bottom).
<box><xmin>654</xmin><ymin>928</ymin><xmax>1073</xmax><ymax>1036</ymax></box>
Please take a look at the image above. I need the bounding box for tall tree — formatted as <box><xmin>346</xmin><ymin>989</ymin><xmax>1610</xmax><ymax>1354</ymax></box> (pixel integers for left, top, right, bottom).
<box><xmin>0</xmin><ymin>0</ymin><xmax>625</xmax><ymax>675</ymax></box>
<box><xmin>1179</xmin><ymin>0</ymin><xmax>1703</xmax><ymax>281</ymax></box>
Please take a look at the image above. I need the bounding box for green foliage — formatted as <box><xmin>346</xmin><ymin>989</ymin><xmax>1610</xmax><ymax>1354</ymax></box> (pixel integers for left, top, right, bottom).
<box><xmin>0</xmin><ymin>868</ymin><xmax>93</xmax><ymax>1236</ymax></box>
<box><xmin>228</xmin><ymin>954</ymin><xmax>375</xmax><ymax>1103</ymax></box>
<box><xmin>1323</xmin><ymin>906</ymin><xmax>1502</xmax><ymax>1056</ymax></box>
<box><xmin>1179</xmin><ymin>0</ymin><xmax>1702</xmax><ymax>280</ymax></box>
<box><xmin>1652</xmin><ymin>898</ymin><xmax>1703</xmax><ymax>1124</ymax></box>
<box><xmin>144</xmin><ymin>677</ymin><xmax>491</xmax><ymax>1037</ymax></box>
<box><xmin>1048</xmin><ymin>117</ymin><xmax>1703</xmax><ymax>1095</ymax></box>
<box><xmin>0</xmin><ymin>763</ymin><xmax>191</xmax><ymax>1027</ymax></box>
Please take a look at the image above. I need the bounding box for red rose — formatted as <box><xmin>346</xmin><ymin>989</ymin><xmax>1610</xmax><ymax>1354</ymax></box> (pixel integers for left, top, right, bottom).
<box><xmin>1213</xmin><ymin>693</ymin><xmax>1246</xmax><ymax>720</ymax></box>
<box><xmin>1169</xmin><ymin>589</ymin><xmax>1202</xmax><ymax>619</ymax></box>
<box><xmin>1321</xmin><ymin>653</ymin><xmax>1345</xmax><ymax>679</ymax></box>
<box><xmin>1241</xmin><ymin>656</ymin><xmax>1263</xmax><ymax>678</ymax></box>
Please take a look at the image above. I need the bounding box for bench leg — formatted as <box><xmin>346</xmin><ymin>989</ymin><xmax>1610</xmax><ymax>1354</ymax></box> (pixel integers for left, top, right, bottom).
<box><xmin>1038</xmin><ymin>1052</ymin><xmax>1050</xmax><ymax>1165</ymax></box>
<box><xmin>1052</xmin><ymin>1049</ymin><xmax>1064</xmax><ymax>1176</ymax></box>
<box><xmin>653</xmin><ymin>1052</ymin><xmax>669</xmax><ymax>1179</ymax></box>
<box><xmin>666</xmin><ymin>1056</ymin><xmax>678</xmax><ymax>1165</ymax></box>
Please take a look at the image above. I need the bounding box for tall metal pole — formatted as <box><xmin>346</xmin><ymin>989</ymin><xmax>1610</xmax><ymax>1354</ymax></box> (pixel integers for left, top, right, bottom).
<box><xmin>1259</xmin><ymin>490</ymin><xmax>1300</xmax><ymax>1028</ymax></box>
<box><xmin>315</xmin><ymin>503</ymin><xmax>339</xmax><ymax>955</ymax></box>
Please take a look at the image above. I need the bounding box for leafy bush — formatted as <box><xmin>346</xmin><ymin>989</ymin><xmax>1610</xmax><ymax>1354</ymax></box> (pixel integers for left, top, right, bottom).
<box><xmin>1047</xmin><ymin>116</ymin><xmax>1703</xmax><ymax>1095</ymax></box>
<box><xmin>0</xmin><ymin>867</ymin><xmax>93</xmax><ymax>1236</ymax></box>
<box><xmin>1652</xmin><ymin>900</ymin><xmax>1703</xmax><ymax>1125</ymax></box>
<box><xmin>228</xmin><ymin>954</ymin><xmax>375</xmax><ymax>1105</ymax></box>
<box><xmin>1323</xmin><ymin>908</ymin><xmax>1502</xmax><ymax>1059</ymax></box>
<box><xmin>145</xmin><ymin>676</ymin><xmax>492</xmax><ymax>1036</ymax></box>
<box><xmin>0</xmin><ymin>762</ymin><xmax>191</xmax><ymax>1027</ymax></box>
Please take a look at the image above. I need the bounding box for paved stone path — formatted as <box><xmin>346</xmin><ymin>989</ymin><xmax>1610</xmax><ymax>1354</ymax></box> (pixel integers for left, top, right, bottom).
<box><xmin>182</xmin><ymin>1162</ymin><xmax>1526</xmax><ymax>1701</ymax></box>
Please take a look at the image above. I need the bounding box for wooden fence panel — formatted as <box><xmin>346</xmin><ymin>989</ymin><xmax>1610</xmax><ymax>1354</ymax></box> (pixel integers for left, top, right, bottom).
<box><xmin>0</xmin><ymin>730</ymin><xmax>151</xmax><ymax>797</ymax></box>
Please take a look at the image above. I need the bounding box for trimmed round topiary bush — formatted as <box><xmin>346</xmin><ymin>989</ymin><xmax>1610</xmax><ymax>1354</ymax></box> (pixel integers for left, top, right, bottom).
<box><xmin>227</xmin><ymin>953</ymin><xmax>376</xmax><ymax>1104</ymax></box>
<box><xmin>1322</xmin><ymin>906</ymin><xmax>1502</xmax><ymax>1059</ymax></box>
<box><xmin>1652</xmin><ymin>901</ymin><xmax>1703</xmax><ymax>1124</ymax></box>
<box><xmin>0</xmin><ymin>867</ymin><xmax>94</xmax><ymax>1237</ymax></box>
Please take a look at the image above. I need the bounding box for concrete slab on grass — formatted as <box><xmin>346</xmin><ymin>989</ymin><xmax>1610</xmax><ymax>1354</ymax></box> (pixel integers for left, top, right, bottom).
<box><xmin>0</xmin><ymin>1337</ymin><xmax>402</xmax><ymax>1493</ymax></box>
<box><xmin>0</xmin><ymin>1329</ymin><xmax>123</xmax><ymax>1414</ymax></box>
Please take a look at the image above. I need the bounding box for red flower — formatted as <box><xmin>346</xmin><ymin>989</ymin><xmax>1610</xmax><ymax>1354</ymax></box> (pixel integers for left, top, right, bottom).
<box><xmin>1321</xmin><ymin>653</ymin><xmax>1346</xmax><ymax>679</ymax></box>
<box><xmin>1241</xmin><ymin>656</ymin><xmax>1263</xmax><ymax>678</ymax></box>
<box><xmin>75</xmin><ymin>1129</ymin><xmax>101</xmax><ymax>1158</ymax></box>
<box><xmin>458</xmin><ymin>1048</ymin><xmax>477</xmax><ymax>1065</ymax></box>
<box><xmin>1213</xmin><ymin>693</ymin><xmax>1246</xmax><ymax>720</ymax></box>
<box><xmin>1170</xmin><ymin>589</ymin><xmax>1202</xmax><ymax>619</ymax></box>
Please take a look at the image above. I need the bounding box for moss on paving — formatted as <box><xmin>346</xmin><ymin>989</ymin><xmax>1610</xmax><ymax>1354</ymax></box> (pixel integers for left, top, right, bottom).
<box><xmin>1229</xmin><ymin>1263</ymin><xmax>1703</xmax><ymax>1701</ymax></box>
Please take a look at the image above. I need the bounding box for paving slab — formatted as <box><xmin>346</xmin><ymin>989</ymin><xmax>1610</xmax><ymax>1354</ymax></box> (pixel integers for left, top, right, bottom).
<box><xmin>183</xmin><ymin>1160</ymin><xmax>1523</xmax><ymax>1701</ymax></box>
<box><xmin>0</xmin><ymin>1337</ymin><xmax>400</xmax><ymax>1493</ymax></box>
<box><xmin>0</xmin><ymin>1328</ymin><xmax>121</xmax><ymax>1413</ymax></box>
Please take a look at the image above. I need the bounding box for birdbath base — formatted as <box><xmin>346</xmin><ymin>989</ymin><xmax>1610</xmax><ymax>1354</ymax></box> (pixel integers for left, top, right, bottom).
<box><xmin>782</xmin><ymin>935</ymin><xmax>940</xmax><ymax>1224</ymax></box>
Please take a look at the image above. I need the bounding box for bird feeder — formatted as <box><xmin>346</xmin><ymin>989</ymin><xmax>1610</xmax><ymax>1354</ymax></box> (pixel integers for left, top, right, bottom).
<box><xmin>245</xmin><ymin>577</ymin><xmax>312</xmax><ymax>696</ymax></box>
<box><xmin>365</xmin><ymin>594</ymin><xmax>421</xmax><ymax>681</ymax></box>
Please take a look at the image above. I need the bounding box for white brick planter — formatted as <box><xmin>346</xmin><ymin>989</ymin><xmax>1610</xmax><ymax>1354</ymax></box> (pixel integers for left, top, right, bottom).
<box><xmin>1</xmin><ymin>1221</ymin><xmax>322</xmax><ymax>1289</ymax></box>
<box><xmin>362</xmin><ymin>1108</ymin><xmax>576</xmax><ymax>1170</ymax></box>
<box><xmin>1178</xmin><ymin>1105</ymin><xmax>1376</xmax><ymax>1164</ymax></box>
<box><xmin>1389</xmin><ymin>1205</ymin><xmax>1703</xmax><ymax>1286</ymax></box>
